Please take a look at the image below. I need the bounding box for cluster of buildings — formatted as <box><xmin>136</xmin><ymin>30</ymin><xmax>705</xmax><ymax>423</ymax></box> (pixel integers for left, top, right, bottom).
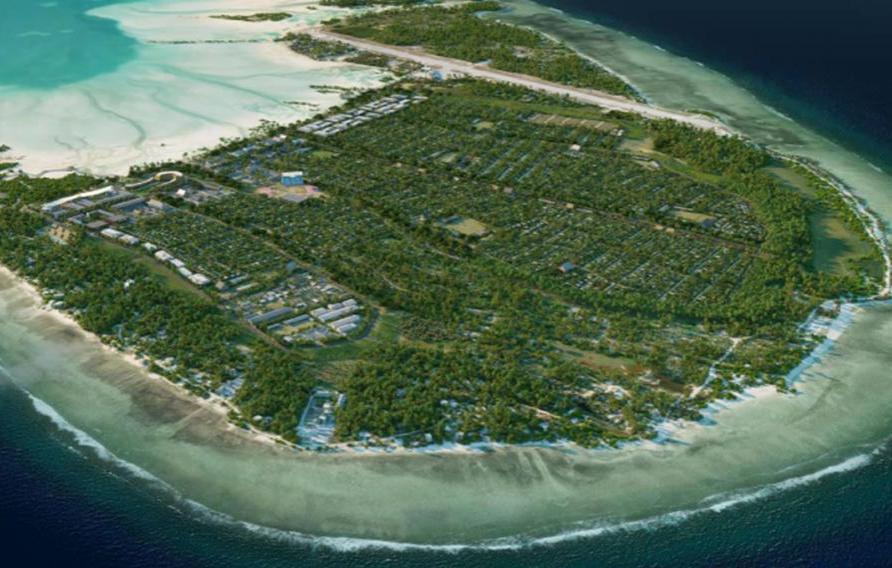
<box><xmin>297</xmin><ymin>390</ymin><xmax>346</xmax><ymax>448</ymax></box>
<box><xmin>42</xmin><ymin>184</ymin><xmax>175</xmax><ymax>235</ymax></box>
<box><xmin>170</xmin><ymin>184</ymin><xmax>229</xmax><ymax>207</ymax></box>
<box><xmin>216</xmin><ymin>377</ymin><xmax>244</xmax><ymax>400</ymax></box>
<box><xmin>230</xmin><ymin>271</ymin><xmax>365</xmax><ymax>344</ymax></box>
<box><xmin>94</xmin><ymin>224</ymin><xmax>212</xmax><ymax>287</ymax></box>
<box><xmin>297</xmin><ymin>94</ymin><xmax>428</xmax><ymax>137</ymax></box>
<box><xmin>150</xmin><ymin>248</ymin><xmax>212</xmax><ymax>286</ymax></box>
<box><xmin>203</xmin><ymin>134</ymin><xmax>309</xmax><ymax>188</ymax></box>
<box><xmin>283</xmin><ymin>301</ymin><xmax>363</xmax><ymax>344</ymax></box>
<box><xmin>100</xmin><ymin>227</ymin><xmax>141</xmax><ymax>247</ymax></box>
<box><xmin>241</xmin><ymin>292</ymin><xmax>364</xmax><ymax>345</ymax></box>
<box><xmin>310</xmin><ymin>299</ymin><xmax>361</xmax><ymax>334</ymax></box>
<box><xmin>42</xmin><ymin>186</ymin><xmax>166</xmax><ymax>224</ymax></box>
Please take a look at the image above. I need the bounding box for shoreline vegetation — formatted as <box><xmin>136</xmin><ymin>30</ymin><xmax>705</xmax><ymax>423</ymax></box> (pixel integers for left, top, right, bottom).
<box><xmin>323</xmin><ymin>1</ymin><xmax>638</xmax><ymax>99</ymax></box>
<box><xmin>211</xmin><ymin>12</ymin><xmax>293</xmax><ymax>23</ymax></box>
<box><xmin>1</xmin><ymin>1</ymin><xmax>889</xmax><ymax>455</ymax></box>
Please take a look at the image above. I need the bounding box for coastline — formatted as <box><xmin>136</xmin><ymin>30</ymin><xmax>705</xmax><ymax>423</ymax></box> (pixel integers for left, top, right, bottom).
<box><xmin>3</xmin><ymin>0</ymin><xmax>890</xmax><ymax>458</ymax></box>
<box><xmin>2</xmin><ymin>0</ymin><xmax>892</xmax><ymax>547</ymax></box>
<box><xmin>0</xmin><ymin>263</ymin><xmax>291</xmax><ymax>451</ymax></box>
<box><xmin>1</xmin><ymin>0</ymin><xmax>385</xmax><ymax>177</ymax></box>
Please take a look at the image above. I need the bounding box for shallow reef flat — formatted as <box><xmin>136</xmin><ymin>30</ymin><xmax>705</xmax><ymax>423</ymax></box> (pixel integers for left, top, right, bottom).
<box><xmin>0</xmin><ymin>0</ymin><xmax>384</xmax><ymax>175</ymax></box>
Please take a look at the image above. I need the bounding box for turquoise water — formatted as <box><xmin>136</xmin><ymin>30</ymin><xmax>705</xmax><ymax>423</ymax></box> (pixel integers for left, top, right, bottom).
<box><xmin>0</xmin><ymin>0</ymin><xmax>137</xmax><ymax>88</ymax></box>
<box><xmin>1</xmin><ymin>0</ymin><xmax>891</xmax><ymax>564</ymax></box>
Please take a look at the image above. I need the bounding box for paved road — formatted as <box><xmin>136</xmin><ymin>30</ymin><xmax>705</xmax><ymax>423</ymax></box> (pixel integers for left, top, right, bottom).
<box><xmin>307</xmin><ymin>28</ymin><xmax>732</xmax><ymax>135</ymax></box>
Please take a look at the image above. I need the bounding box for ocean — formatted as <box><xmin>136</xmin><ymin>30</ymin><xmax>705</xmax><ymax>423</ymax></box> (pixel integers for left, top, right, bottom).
<box><xmin>2</xmin><ymin>0</ymin><xmax>892</xmax><ymax>565</ymax></box>
<box><xmin>0</xmin><ymin>0</ymin><xmax>136</xmax><ymax>89</ymax></box>
<box><xmin>534</xmin><ymin>0</ymin><xmax>892</xmax><ymax>174</ymax></box>
<box><xmin>1</xmin><ymin>381</ymin><xmax>890</xmax><ymax>566</ymax></box>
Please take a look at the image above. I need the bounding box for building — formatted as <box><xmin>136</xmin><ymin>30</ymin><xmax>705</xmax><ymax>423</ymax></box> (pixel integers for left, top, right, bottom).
<box><xmin>85</xmin><ymin>220</ymin><xmax>108</xmax><ymax>231</ymax></box>
<box><xmin>100</xmin><ymin>228</ymin><xmax>124</xmax><ymax>240</ymax></box>
<box><xmin>188</xmin><ymin>273</ymin><xmax>211</xmax><ymax>287</ymax></box>
<box><xmin>248</xmin><ymin>307</ymin><xmax>295</xmax><ymax>326</ymax></box>
<box><xmin>42</xmin><ymin>186</ymin><xmax>115</xmax><ymax>215</ymax></box>
<box><xmin>112</xmin><ymin>197</ymin><xmax>147</xmax><ymax>213</ymax></box>
<box><xmin>281</xmin><ymin>171</ymin><xmax>304</xmax><ymax>186</ymax></box>
<box><xmin>559</xmin><ymin>261</ymin><xmax>577</xmax><ymax>273</ymax></box>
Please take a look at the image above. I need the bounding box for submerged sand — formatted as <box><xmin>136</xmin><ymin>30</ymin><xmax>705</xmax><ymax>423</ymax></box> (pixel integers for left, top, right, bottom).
<box><xmin>0</xmin><ymin>0</ymin><xmax>384</xmax><ymax>175</ymax></box>
<box><xmin>1</xmin><ymin>0</ymin><xmax>892</xmax><ymax>548</ymax></box>
<box><xmin>1</xmin><ymin>265</ymin><xmax>891</xmax><ymax>546</ymax></box>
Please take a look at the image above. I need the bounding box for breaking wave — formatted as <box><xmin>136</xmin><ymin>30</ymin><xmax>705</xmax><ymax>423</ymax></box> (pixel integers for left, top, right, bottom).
<box><xmin>18</xmin><ymin>383</ymin><xmax>886</xmax><ymax>553</ymax></box>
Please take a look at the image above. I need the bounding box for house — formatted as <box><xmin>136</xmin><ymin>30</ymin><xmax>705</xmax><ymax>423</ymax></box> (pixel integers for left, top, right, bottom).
<box><xmin>281</xmin><ymin>171</ymin><xmax>304</xmax><ymax>186</ymax></box>
<box><xmin>112</xmin><ymin>197</ymin><xmax>147</xmax><ymax>213</ymax></box>
<box><xmin>188</xmin><ymin>273</ymin><xmax>211</xmax><ymax>286</ymax></box>
<box><xmin>559</xmin><ymin>261</ymin><xmax>577</xmax><ymax>273</ymax></box>
<box><xmin>100</xmin><ymin>228</ymin><xmax>124</xmax><ymax>240</ymax></box>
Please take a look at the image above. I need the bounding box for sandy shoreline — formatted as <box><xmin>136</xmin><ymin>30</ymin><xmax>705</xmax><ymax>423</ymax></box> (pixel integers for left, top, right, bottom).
<box><xmin>1</xmin><ymin>1</ymin><xmax>892</xmax><ymax>547</ymax></box>
<box><xmin>3</xmin><ymin>0</ymin><xmax>890</xmax><ymax>458</ymax></box>
<box><xmin>2</xmin><ymin>0</ymin><xmax>384</xmax><ymax>177</ymax></box>
<box><xmin>0</xmin><ymin>263</ymin><xmax>289</xmax><ymax>450</ymax></box>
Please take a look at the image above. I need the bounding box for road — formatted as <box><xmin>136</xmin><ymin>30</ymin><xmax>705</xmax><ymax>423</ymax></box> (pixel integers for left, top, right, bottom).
<box><xmin>306</xmin><ymin>28</ymin><xmax>733</xmax><ymax>135</ymax></box>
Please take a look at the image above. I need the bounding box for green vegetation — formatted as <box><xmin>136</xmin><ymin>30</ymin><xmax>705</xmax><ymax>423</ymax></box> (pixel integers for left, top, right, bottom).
<box><xmin>321</xmin><ymin>0</ymin><xmax>427</xmax><ymax>7</ymax></box>
<box><xmin>279</xmin><ymin>31</ymin><xmax>418</xmax><ymax>74</ymax></box>
<box><xmin>211</xmin><ymin>12</ymin><xmax>292</xmax><ymax>23</ymax></box>
<box><xmin>0</xmin><ymin>9</ymin><xmax>882</xmax><ymax>449</ymax></box>
<box><xmin>279</xmin><ymin>32</ymin><xmax>357</xmax><ymax>60</ymax></box>
<box><xmin>0</xmin><ymin>190</ymin><xmax>315</xmax><ymax>440</ymax></box>
<box><xmin>162</xmin><ymin>78</ymin><xmax>877</xmax><ymax>447</ymax></box>
<box><xmin>0</xmin><ymin>173</ymin><xmax>97</xmax><ymax>204</ymax></box>
<box><xmin>329</xmin><ymin>2</ymin><xmax>636</xmax><ymax>97</ymax></box>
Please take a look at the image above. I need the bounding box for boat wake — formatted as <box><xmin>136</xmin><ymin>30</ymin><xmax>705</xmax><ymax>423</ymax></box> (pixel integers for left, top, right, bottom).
<box><xmin>16</xmin><ymin>382</ymin><xmax>887</xmax><ymax>553</ymax></box>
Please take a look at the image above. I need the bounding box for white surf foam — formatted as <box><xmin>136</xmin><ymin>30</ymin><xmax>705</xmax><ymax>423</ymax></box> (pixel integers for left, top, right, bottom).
<box><xmin>27</xmin><ymin>391</ymin><xmax>167</xmax><ymax>485</ymax></box>
<box><xmin>18</xmin><ymin>382</ymin><xmax>883</xmax><ymax>553</ymax></box>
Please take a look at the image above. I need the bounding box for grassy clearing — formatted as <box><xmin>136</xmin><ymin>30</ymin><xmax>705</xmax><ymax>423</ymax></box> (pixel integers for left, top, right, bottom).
<box><xmin>529</xmin><ymin>113</ymin><xmax>617</xmax><ymax>132</ymax></box>
<box><xmin>439</xmin><ymin>216</ymin><xmax>489</xmax><ymax>237</ymax></box>
<box><xmin>94</xmin><ymin>239</ymin><xmax>211</xmax><ymax>301</ymax></box>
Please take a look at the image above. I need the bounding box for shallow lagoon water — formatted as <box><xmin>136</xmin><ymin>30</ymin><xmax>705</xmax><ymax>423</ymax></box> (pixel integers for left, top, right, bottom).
<box><xmin>0</xmin><ymin>0</ymin><xmax>137</xmax><ymax>88</ymax></box>
<box><xmin>0</xmin><ymin>0</ymin><xmax>891</xmax><ymax>553</ymax></box>
<box><xmin>0</xmin><ymin>0</ymin><xmax>384</xmax><ymax>175</ymax></box>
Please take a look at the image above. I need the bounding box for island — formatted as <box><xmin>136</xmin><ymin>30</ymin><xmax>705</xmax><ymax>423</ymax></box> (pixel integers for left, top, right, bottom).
<box><xmin>0</xmin><ymin>1</ymin><xmax>886</xmax><ymax>452</ymax></box>
<box><xmin>211</xmin><ymin>12</ymin><xmax>293</xmax><ymax>23</ymax></box>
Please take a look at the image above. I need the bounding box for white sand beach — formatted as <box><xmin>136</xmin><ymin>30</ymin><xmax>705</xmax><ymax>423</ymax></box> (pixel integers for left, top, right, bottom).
<box><xmin>0</xmin><ymin>0</ymin><xmax>384</xmax><ymax>176</ymax></box>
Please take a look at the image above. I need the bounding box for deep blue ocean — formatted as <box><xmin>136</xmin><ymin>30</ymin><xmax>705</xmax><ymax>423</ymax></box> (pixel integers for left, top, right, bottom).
<box><xmin>538</xmin><ymin>0</ymin><xmax>892</xmax><ymax>173</ymax></box>
<box><xmin>1</xmin><ymin>382</ymin><xmax>890</xmax><ymax>566</ymax></box>
<box><xmin>2</xmin><ymin>1</ymin><xmax>892</xmax><ymax>565</ymax></box>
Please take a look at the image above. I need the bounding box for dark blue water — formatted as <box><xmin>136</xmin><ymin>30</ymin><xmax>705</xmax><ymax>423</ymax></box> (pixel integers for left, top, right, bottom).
<box><xmin>538</xmin><ymin>0</ymin><xmax>892</xmax><ymax>173</ymax></box>
<box><xmin>1</xmin><ymin>380</ymin><xmax>891</xmax><ymax>566</ymax></box>
<box><xmin>3</xmin><ymin>1</ymin><xmax>892</xmax><ymax>565</ymax></box>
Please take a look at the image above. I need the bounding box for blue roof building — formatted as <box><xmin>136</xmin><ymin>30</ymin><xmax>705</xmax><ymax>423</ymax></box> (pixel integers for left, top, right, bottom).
<box><xmin>281</xmin><ymin>171</ymin><xmax>304</xmax><ymax>186</ymax></box>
